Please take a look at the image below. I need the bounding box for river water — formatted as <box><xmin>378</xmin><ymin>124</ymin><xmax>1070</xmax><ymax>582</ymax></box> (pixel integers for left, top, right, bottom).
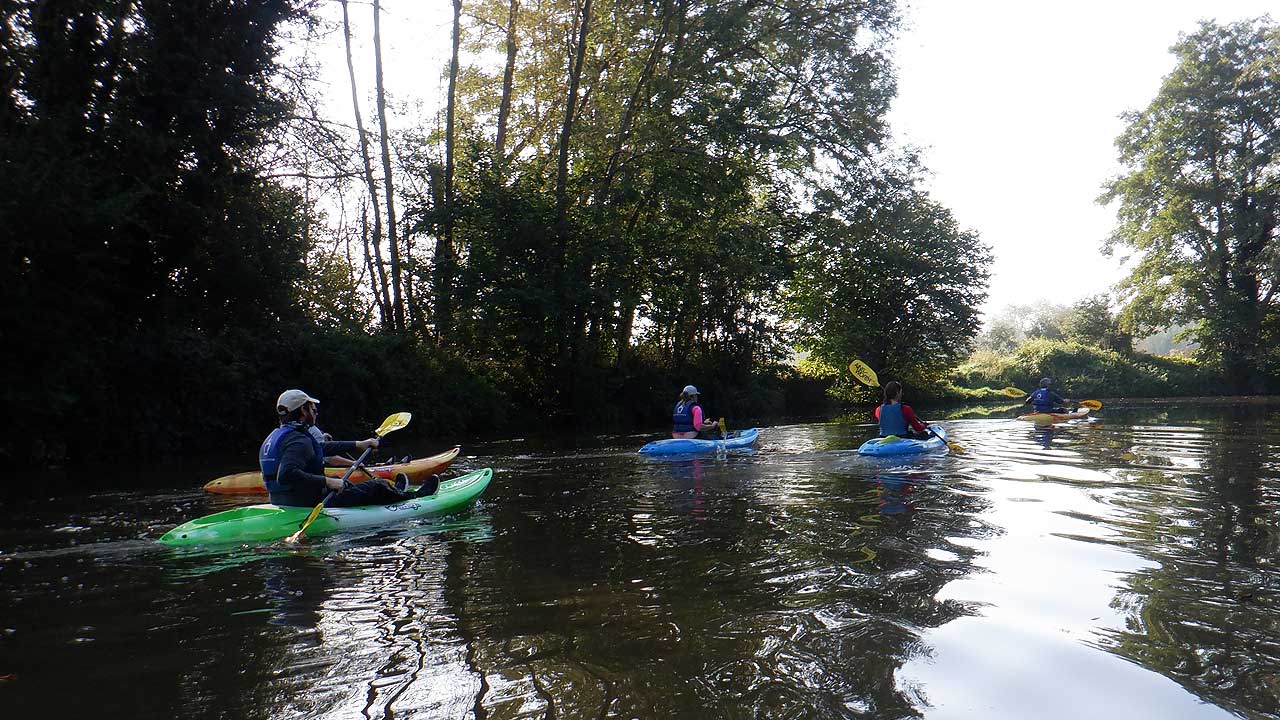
<box><xmin>2</xmin><ymin>400</ymin><xmax>1279</xmax><ymax>719</ymax></box>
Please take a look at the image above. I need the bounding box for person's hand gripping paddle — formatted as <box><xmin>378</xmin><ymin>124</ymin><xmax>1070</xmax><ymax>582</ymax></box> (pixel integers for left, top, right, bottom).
<box><xmin>286</xmin><ymin>412</ymin><xmax>411</xmax><ymax>544</ymax></box>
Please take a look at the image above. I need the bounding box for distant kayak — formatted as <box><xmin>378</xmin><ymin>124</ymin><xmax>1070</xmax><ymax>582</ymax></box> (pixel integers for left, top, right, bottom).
<box><xmin>639</xmin><ymin>428</ymin><xmax>760</xmax><ymax>455</ymax></box>
<box><xmin>203</xmin><ymin>447</ymin><xmax>461</xmax><ymax>495</ymax></box>
<box><xmin>857</xmin><ymin>425</ymin><xmax>948</xmax><ymax>456</ymax></box>
<box><xmin>162</xmin><ymin>468</ymin><xmax>492</xmax><ymax>546</ymax></box>
<box><xmin>1017</xmin><ymin>408</ymin><xmax>1091</xmax><ymax>425</ymax></box>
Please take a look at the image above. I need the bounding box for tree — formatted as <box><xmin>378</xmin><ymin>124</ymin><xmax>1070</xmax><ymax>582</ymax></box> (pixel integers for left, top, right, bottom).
<box><xmin>1102</xmin><ymin>18</ymin><xmax>1280</xmax><ymax>392</ymax></box>
<box><xmin>1061</xmin><ymin>295</ymin><xmax>1133</xmax><ymax>353</ymax></box>
<box><xmin>788</xmin><ymin>171</ymin><xmax>992</xmax><ymax>390</ymax></box>
<box><xmin>976</xmin><ymin>320</ymin><xmax>1021</xmax><ymax>353</ymax></box>
<box><xmin>372</xmin><ymin>0</ymin><xmax>405</xmax><ymax>330</ymax></box>
<box><xmin>0</xmin><ymin>0</ymin><xmax>313</xmax><ymax>460</ymax></box>
<box><xmin>339</xmin><ymin>0</ymin><xmax>393</xmax><ymax>326</ymax></box>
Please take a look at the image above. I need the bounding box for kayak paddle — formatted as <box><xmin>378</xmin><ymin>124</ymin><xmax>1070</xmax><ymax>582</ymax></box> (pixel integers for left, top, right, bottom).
<box><xmin>848</xmin><ymin>360</ymin><xmax>880</xmax><ymax>387</ymax></box>
<box><xmin>1079</xmin><ymin>400</ymin><xmax>1103</xmax><ymax>411</ymax></box>
<box><xmin>719</xmin><ymin>417</ymin><xmax>727</xmax><ymax>440</ymax></box>
<box><xmin>999</xmin><ymin>386</ymin><xmax>1026</xmax><ymax>398</ymax></box>
<box><xmin>286</xmin><ymin>411</ymin><xmax>412</xmax><ymax>544</ymax></box>
<box><xmin>849</xmin><ymin>358</ymin><xmax>965</xmax><ymax>454</ymax></box>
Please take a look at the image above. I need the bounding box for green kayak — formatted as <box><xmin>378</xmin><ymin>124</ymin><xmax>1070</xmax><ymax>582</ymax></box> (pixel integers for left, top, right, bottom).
<box><xmin>160</xmin><ymin>468</ymin><xmax>492</xmax><ymax>547</ymax></box>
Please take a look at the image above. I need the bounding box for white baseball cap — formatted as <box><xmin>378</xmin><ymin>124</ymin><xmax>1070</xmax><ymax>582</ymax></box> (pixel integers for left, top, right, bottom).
<box><xmin>683</xmin><ymin>385</ymin><xmax>699</xmax><ymax>395</ymax></box>
<box><xmin>277</xmin><ymin>389</ymin><xmax>319</xmax><ymax>413</ymax></box>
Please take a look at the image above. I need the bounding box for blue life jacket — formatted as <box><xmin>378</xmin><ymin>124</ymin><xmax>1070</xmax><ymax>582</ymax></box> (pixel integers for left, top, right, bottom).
<box><xmin>879</xmin><ymin>403</ymin><xmax>908</xmax><ymax>436</ymax></box>
<box><xmin>1029</xmin><ymin>388</ymin><xmax>1059</xmax><ymax>412</ymax></box>
<box><xmin>260</xmin><ymin>423</ymin><xmax>324</xmax><ymax>493</ymax></box>
<box><xmin>673</xmin><ymin>401</ymin><xmax>699</xmax><ymax>433</ymax></box>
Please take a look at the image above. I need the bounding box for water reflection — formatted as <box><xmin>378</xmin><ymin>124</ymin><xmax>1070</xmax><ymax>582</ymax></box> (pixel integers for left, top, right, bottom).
<box><xmin>1092</xmin><ymin>406</ymin><xmax>1280</xmax><ymax>717</ymax></box>
<box><xmin>4</xmin><ymin>405</ymin><xmax>1280</xmax><ymax>718</ymax></box>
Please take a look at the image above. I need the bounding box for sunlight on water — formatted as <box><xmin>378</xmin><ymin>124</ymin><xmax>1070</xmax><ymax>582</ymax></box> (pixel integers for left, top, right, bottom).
<box><xmin>2</xmin><ymin>402</ymin><xmax>1280</xmax><ymax>718</ymax></box>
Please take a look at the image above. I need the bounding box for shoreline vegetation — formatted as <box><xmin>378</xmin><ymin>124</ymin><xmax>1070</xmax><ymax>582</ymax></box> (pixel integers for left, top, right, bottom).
<box><xmin>3</xmin><ymin>5</ymin><xmax>1275</xmax><ymax>464</ymax></box>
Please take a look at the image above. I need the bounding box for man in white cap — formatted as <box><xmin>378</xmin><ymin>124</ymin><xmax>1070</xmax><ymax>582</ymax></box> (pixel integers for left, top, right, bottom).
<box><xmin>259</xmin><ymin>389</ymin><xmax>436</xmax><ymax>507</ymax></box>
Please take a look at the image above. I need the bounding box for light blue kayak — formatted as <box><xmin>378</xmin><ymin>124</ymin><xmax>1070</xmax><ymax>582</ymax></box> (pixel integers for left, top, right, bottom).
<box><xmin>639</xmin><ymin>428</ymin><xmax>760</xmax><ymax>455</ymax></box>
<box><xmin>857</xmin><ymin>425</ymin><xmax>948</xmax><ymax>456</ymax></box>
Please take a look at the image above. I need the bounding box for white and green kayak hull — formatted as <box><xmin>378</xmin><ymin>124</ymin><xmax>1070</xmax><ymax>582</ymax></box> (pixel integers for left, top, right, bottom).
<box><xmin>160</xmin><ymin>468</ymin><xmax>492</xmax><ymax>546</ymax></box>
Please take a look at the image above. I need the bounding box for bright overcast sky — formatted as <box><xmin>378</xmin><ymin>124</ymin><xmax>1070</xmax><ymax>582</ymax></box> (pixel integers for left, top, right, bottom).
<box><xmin>889</xmin><ymin>0</ymin><xmax>1276</xmax><ymax>320</ymax></box>
<box><xmin>309</xmin><ymin>1</ymin><xmax>1275</xmax><ymax>323</ymax></box>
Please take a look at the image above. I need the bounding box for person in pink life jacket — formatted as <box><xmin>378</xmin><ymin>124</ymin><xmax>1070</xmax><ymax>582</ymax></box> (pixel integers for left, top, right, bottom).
<box><xmin>873</xmin><ymin>381</ymin><xmax>932</xmax><ymax>440</ymax></box>
<box><xmin>671</xmin><ymin>385</ymin><xmax>721</xmax><ymax>439</ymax></box>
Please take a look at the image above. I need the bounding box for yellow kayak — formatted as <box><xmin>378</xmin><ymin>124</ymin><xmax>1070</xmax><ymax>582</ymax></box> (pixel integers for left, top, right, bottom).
<box><xmin>203</xmin><ymin>447</ymin><xmax>461</xmax><ymax>495</ymax></box>
<box><xmin>1017</xmin><ymin>408</ymin><xmax>1091</xmax><ymax>425</ymax></box>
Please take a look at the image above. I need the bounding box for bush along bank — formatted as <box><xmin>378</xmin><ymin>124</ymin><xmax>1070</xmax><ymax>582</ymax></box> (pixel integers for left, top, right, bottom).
<box><xmin>949</xmin><ymin>339</ymin><xmax>1226</xmax><ymax>399</ymax></box>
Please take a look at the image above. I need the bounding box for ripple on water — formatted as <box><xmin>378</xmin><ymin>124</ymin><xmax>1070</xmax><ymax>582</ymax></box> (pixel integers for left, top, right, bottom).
<box><xmin>5</xmin><ymin>405</ymin><xmax>1280</xmax><ymax>718</ymax></box>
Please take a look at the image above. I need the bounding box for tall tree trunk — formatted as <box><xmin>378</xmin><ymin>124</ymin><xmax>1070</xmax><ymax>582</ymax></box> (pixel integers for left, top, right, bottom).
<box><xmin>596</xmin><ymin>0</ymin><xmax>670</xmax><ymax>202</ymax></box>
<box><xmin>494</xmin><ymin>0</ymin><xmax>519</xmax><ymax>166</ymax></box>
<box><xmin>372</xmin><ymin>0</ymin><xmax>404</xmax><ymax>331</ymax></box>
<box><xmin>614</xmin><ymin>300</ymin><xmax>636</xmax><ymax>368</ymax></box>
<box><xmin>89</xmin><ymin>0</ymin><xmax>134</xmax><ymax>136</ymax></box>
<box><xmin>341</xmin><ymin>0</ymin><xmax>391</xmax><ymax>326</ymax></box>
<box><xmin>552</xmin><ymin>0</ymin><xmax>593</xmax><ymax>370</ymax></box>
<box><xmin>431</xmin><ymin>0</ymin><xmax>463</xmax><ymax>343</ymax></box>
<box><xmin>554</xmin><ymin>0</ymin><xmax>592</xmax><ymax>224</ymax></box>
<box><xmin>359</xmin><ymin>200</ymin><xmax>382</xmax><ymax>325</ymax></box>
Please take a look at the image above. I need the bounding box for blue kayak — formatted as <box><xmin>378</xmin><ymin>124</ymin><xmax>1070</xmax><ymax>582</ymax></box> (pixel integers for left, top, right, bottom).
<box><xmin>639</xmin><ymin>428</ymin><xmax>760</xmax><ymax>455</ymax></box>
<box><xmin>857</xmin><ymin>425</ymin><xmax>948</xmax><ymax>456</ymax></box>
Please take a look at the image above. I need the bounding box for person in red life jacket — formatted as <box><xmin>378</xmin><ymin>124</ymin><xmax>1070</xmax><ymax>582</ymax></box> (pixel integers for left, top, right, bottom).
<box><xmin>259</xmin><ymin>389</ymin><xmax>438</xmax><ymax>508</ymax></box>
<box><xmin>1025</xmin><ymin>377</ymin><xmax>1070</xmax><ymax>413</ymax></box>
<box><xmin>874</xmin><ymin>381</ymin><xmax>932</xmax><ymax>439</ymax></box>
<box><xmin>672</xmin><ymin>385</ymin><xmax>721</xmax><ymax>439</ymax></box>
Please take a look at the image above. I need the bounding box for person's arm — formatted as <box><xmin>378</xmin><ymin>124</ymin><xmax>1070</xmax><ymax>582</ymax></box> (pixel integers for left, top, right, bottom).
<box><xmin>902</xmin><ymin>405</ymin><xmax>928</xmax><ymax>433</ymax></box>
<box><xmin>874</xmin><ymin>405</ymin><xmax>882</xmax><ymax>419</ymax></box>
<box><xmin>322</xmin><ymin>439</ymin><xmax>380</xmax><ymax>481</ymax></box>
<box><xmin>322</xmin><ymin>439</ymin><xmax>374</xmax><ymax>456</ymax></box>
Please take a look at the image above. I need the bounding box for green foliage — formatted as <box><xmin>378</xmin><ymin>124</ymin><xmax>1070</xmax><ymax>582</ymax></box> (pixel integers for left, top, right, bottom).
<box><xmin>980</xmin><ymin>297</ymin><xmax>1135</xmax><ymax>355</ymax></box>
<box><xmin>1061</xmin><ymin>295</ymin><xmax>1133</xmax><ymax>352</ymax></box>
<box><xmin>1</xmin><ymin>0</ymin><xmax>315</xmax><ymax>461</ymax></box>
<box><xmin>788</xmin><ymin>171</ymin><xmax>992</xmax><ymax>392</ymax></box>
<box><xmin>1</xmin><ymin>0</ymin><xmax>993</xmax><ymax>461</ymax></box>
<box><xmin>953</xmin><ymin>339</ymin><xmax>1222</xmax><ymax>399</ymax></box>
<box><xmin>42</xmin><ymin>327</ymin><xmax>514</xmax><ymax>463</ymax></box>
<box><xmin>1101</xmin><ymin>17</ymin><xmax>1280</xmax><ymax>391</ymax></box>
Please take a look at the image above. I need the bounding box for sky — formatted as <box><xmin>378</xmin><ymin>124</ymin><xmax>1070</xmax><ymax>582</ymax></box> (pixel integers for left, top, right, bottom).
<box><xmin>304</xmin><ymin>1</ymin><xmax>1276</xmax><ymax>324</ymax></box>
<box><xmin>888</xmin><ymin>0</ymin><xmax>1277</xmax><ymax>320</ymax></box>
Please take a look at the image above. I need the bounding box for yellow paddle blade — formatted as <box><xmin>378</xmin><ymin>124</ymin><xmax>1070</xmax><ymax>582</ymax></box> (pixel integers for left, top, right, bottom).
<box><xmin>286</xmin><ymin>503</ymin><xmax>327</xmax><ymax>544</ymax></box>
<box><xmin>1079</xmin><ymin>400</ymin><xmax>1102</xmax><ymax>411</ymax></box>
<box><xmin>849</xmin><ymin>360</ymin><xmax>880</xmax><ymax>387</ymax></box>
<box><xmin>376</xmin><ymin>412</ymin><xmax>412</xmax><ymax>437</ymax></box>
<box><xmin>947</xmin><ymin>441</ymin><xmax>966</xmax><ymax>455</ymax></box>
<box><xmin>999</xmin><ymin>386</ymin><xmax>1026</xmax><ymax>398</ymax></box>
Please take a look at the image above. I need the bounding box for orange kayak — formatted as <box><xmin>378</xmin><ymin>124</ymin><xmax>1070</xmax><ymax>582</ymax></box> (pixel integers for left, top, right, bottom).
<box><xmin>202</xmin><ymin>447</ymin><xmax>461</xmax><ymax>495</ymax></box>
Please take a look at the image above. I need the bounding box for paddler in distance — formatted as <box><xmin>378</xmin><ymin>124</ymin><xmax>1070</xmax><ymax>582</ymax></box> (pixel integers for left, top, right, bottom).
<box><xmin>672</xmin><ymin>385</ymin><xmax>721</xmax><ymax>439</ymax></box>
<box><xmin>875</xmin><ymin>381</ymin><xmax>932</xmax><ymax>439</ymax></box>
<box><xmin>1025</xmin><ymin>377</ymin><xmax>1070</xmax><ymax>414</ymax></box>
<box><xmin>260</xmin><ymin>389</ymin><xmax>437</xmax><ymax>507</ymax></box>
